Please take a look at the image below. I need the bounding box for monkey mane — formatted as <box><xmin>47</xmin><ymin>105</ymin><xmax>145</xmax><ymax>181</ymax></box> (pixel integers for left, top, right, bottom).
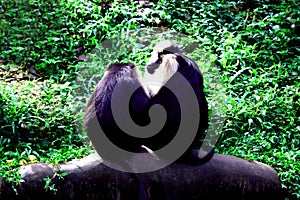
<box><xmin>163</xmin><ymin>54</ymin><xmax>179</xmax><ymax>78</ymax></box>
<box><xmin>145</xmin><ymin>53</ymin><xmax>180</xmax><ymax>96</ymax></box>
<box><xmin>85</xmin><ymin>62</ymin><xmax>151</xmax><ymax>153</ymax></box>
<box><xmin>93</xmin><ymin>63</ymin><xmax>140</xmax><ymax>118</ymax></box>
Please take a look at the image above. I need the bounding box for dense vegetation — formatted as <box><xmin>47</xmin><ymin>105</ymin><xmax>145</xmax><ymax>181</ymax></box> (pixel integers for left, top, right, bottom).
<box><xmin>0</xmin><ymin>0</ymin><xmax>299</xmax><ymax>198</ymax></box>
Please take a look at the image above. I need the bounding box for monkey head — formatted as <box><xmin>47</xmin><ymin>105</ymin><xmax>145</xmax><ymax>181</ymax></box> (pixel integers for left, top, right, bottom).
<box><xmin>102</xmin><ymin>63</ymin><xmax>143</xmax><ymax>84</ymax></box>
<box><xmin>144</xmin><ymin>41</ymin><xmax>185</xmax><ymax>96</ymax></box>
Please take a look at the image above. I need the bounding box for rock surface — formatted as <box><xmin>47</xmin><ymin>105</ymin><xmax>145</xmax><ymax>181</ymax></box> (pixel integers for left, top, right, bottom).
<box><xmin>0</xmin><ymin>153</ymin><xmax>283</xmax><ymax>200</ymax></box>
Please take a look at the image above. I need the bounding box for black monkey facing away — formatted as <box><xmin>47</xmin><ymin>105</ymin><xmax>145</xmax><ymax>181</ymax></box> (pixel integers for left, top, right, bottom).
<box><xmin>84</xmin><ymin>63</ymin><xmax>150</xmax><ymax>200</ymax></box>
<box><xmin>84</xmin><ymin>63</ymin><xmax>150</xmax><ymax>154</ymax></box>
<box><xmin>144</xmin><ymin>40</ymin><xmax>214</xmax><ymax>165</ymax></box>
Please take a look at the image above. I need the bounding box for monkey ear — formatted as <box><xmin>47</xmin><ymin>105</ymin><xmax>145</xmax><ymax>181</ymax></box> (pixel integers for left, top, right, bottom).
<box><xmin>128</xmin><ymin>63</ymin><xmax>135</xmax><ymax>69</ymax></box>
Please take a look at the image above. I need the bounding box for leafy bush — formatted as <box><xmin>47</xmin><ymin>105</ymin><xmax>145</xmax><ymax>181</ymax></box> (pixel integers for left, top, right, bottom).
<box><xmin>0</xmin><ymin>80</ymin><xmax>90</xmax><ymax>184</ymax></box>
<box><xmin>0</xmin><ymin>0</ymin><xmax>105</xmax><ymax>78</ymax></box>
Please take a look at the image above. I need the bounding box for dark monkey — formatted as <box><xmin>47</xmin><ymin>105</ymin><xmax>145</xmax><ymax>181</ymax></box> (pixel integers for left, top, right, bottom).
<box><xmin>84</xmin><ymin>44</ymin><xmax>213</xmax><ymax>164</ymax></box>
<box><xmin>84</xmin><ymin>63</ymin><xmax>150</xmax><ymax>200</ymax></box>
<box><xmin>84</xmin><ymin>52</ymin><xmax>213</xmax><ymax>199</ymax></box>
<box><xmin>84</xmin><ymin>63</ymin><xmax>150</xmax><ymax>153</ymax></box>
<box><xmin>144</xmin><ymin>41</ymin><xmax>214</xmax><ymax>164</ymax></box>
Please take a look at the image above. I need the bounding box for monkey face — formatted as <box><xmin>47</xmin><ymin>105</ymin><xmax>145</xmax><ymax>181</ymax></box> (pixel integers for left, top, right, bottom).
<box><xmin>145</xmin><ymin>44</ymin><xmax>182</xmax><ymax>96</ymax></box>
<box><xmin>146</xmin><ymin>50</ymin><xmax>175</xmax><ymax>74</ymax></box>
<box><xmin>146</xmin><ymin>41</ymin><xmax>181</xmax><ymax>74</ymax></box>
<box><xmin>146</xmin><ymin>50</ymin><xmax>162</xmax><ymax>74</ymax></box>
<box><xmin>146</xmin><ymin>50</ymin><xmax>179</xmax><ymax>82</ymax></box>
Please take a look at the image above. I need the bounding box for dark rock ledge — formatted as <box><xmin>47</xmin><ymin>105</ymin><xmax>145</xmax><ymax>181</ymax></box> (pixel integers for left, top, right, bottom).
<box><xmin>0</xmin><ymin>152</ymin><xmax>283</xmax><ymax>200</ymax></box>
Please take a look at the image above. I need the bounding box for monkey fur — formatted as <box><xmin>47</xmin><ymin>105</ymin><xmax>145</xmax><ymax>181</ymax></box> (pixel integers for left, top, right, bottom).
<box><xmin>84</xmin><ymin>43</ymin><xmax>213</xmax><ymax>165</ymax></box>
<box><xmin>144</xmin><ymin>41</ymin><xmax>214</xmax><ymax>164</ymax></box>
<box><xmin>84</xmin><ymin>63</ymin><xmax>150</xmax><ymax>153</ymax></box>
<box><xmin>83</xmin><ymin>60</ymin><xmax>212</xmax><ymax>200</ymax></box>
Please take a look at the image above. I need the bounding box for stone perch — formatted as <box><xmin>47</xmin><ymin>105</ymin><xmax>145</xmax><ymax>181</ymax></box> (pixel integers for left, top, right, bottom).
<box><xmin>0</xmin><ymin>152</ymin><xmax>283</xmax><ymax>200</ymax></box>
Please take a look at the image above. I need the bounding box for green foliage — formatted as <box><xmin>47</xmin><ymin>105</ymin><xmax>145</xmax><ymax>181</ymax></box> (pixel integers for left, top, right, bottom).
<box><xmin>0</xmin><ymin>0</ymin><xmax>105</xmax><ymax>78</ymax></box>
<box><xmin>0</xmin><ymin>0</ymin><xmax>299</xmax><ymax>198</ymax></box>
<box><xmin>0</xmin><ymin>0</ymin><xmax>170</xmax><ymax>79</ymax></box>
<box><xmin>43</xmin><ymin>169</ymin><xmax>67</xmax><ymax>194</ymax></box>
<box><xmin>0</xmin><ymin>80</ymin><xmax>90</xmax><ymax>186</ymax></box>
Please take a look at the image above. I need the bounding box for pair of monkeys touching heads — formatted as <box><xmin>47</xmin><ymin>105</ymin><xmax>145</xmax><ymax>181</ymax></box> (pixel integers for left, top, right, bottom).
<box><xmin>84</xmin><ymin>41</ymin><xmax>214</xmax><ymax>166</ymax></box>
